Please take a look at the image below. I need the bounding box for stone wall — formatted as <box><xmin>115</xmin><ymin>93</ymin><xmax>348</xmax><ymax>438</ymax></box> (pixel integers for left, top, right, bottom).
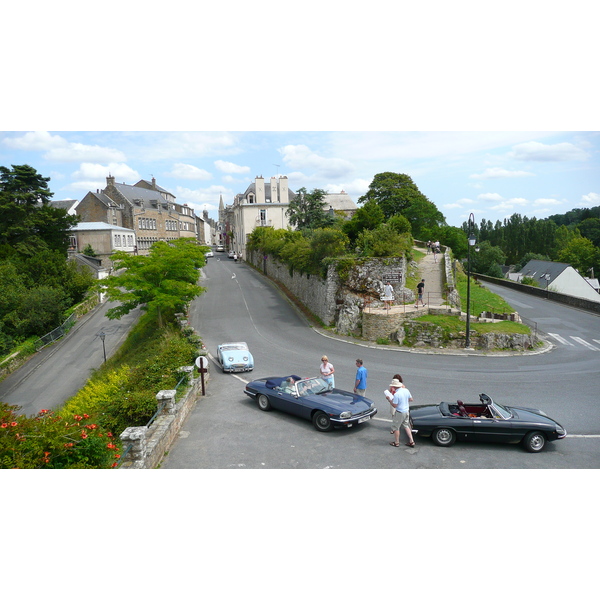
<box><xmin>245</xmin><ymin>250</ymin><xmax>409</xmax><ymax>334</ymax></box>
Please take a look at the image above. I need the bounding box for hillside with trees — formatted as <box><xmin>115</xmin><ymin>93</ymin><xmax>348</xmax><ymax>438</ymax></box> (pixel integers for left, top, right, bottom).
<box><xmin>0</xmin><ymin>165</ymin><xmax>94</xmax><ymax>357</ymax></box>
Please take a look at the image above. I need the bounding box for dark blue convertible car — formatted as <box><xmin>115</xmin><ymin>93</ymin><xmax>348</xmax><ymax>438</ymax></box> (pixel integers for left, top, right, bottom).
<box><xmin>244</xmin><ymin>375</ymin><xmax>378</xmax><ymax>432</ymax></box>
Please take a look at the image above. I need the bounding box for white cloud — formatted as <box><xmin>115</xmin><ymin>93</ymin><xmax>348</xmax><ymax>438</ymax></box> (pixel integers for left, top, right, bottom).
<box><xmin>582</xmin><ymin>192</ymin><xmax>600</xmax><ymax>205</ymax></box>
<box><xmin>478</xmin><ymin>192</ymin><xmax>504</xmax><ymax>202</ymax></box>
<box><xmin>469</xmin><ymin>167</ymin><xmax>534</xmax><ymax>179</ymax></box>
<box><xmin>4</xmin><ymin>131</ymin><xmax>126</xmax><ymax>162</ymax></box>
<box><xmin>214</xmin><ymin>160</ymin><xmax>250</xmax><ymax>174</ymax></box>
<box><xmin>71</xmin><ymin>162</ymin><xmax>140</xmax><ymax>182</ymax></box>
<box><xmin>532</xmin><ymin>198</ymin><xmax>563</xmax><ymax>207</ymax></box>
<box><xmin>166</xmin><ymin>163</ymin><xmax>212</xmax><ymax>180</ymax></box>
<box><xmin>174</xmin><ymin>185</ymin><xmax>231</xmax><ymax>208</ymax></box>
<box><xmin>134</xmin><ymin>132</ymin><xmax>241</xmax><ymax>161</ymax></box>
<box><xmin>509</xmin><ymin>141</ymin><xmax>589</xmax><ymax>162</ymax></box>
<box><xmin>279</xmin><ymin>144</ymin><xmax>354</xmax><ymax>179</ymax></box>
<box><xmin>490</xmin><ymin>198</ymin><xmax>529</xmax><ymax>212</ymax></box>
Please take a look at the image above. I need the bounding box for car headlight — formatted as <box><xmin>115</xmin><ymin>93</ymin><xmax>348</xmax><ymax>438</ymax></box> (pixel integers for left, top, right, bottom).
<box><xmin>339</xmin><ymin>411</ymin><xmax>351</xmax><ymax>419</ymax></box>
<box><xmin>556</xmin><ymin>426</ymin><xmax>566</xmax><ymax>435</ymax></box>
<box><xmin>228</xmin><ymin>357</ymin><xmax>233</xmax><ymax>362</ymax></box>
<box><xmin>243</xmin><ymin>356</ymin><xmax>248</xmax><ymax>361</ymax></box>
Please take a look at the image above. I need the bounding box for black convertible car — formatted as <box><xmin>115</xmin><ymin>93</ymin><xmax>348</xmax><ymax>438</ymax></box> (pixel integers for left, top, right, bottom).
<box><xmin>410</xmin><ymin>393</ymin><xmax>566</xmax><ymax>452</ymax></box>
<box><xmin>244</xmin><ymin>375</ymin><xmax>378</xmax><ymax>432</ymax></box>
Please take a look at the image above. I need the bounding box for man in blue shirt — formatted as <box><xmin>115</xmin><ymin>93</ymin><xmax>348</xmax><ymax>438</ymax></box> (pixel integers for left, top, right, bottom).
<box><xmin>354</xmin><ymin>359</ymin><xmax>368</xmax><ymax>396</ymax></box>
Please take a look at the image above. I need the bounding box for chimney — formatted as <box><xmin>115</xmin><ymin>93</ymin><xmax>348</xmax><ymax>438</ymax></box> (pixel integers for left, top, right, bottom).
<box><xmin>152</xmin><ymin>177</ymin><xmax>156</xmax><ymax>190</ymax></box>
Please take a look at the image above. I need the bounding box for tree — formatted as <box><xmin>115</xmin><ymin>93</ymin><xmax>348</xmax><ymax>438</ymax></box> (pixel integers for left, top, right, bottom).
<box><xmin>341</xmin><ymin>199</ymin><xmax>385</xmax><ymax>245</ymax></box>
<box><xmin>356</xmin><ymin>223</ymin><xmax>412</xmax><ymax>258</ymax></box>
<box><xmin>557</xmin><ymin>236</ymin><xmax>600</xmax><ymax>275</ymax></box>
<box><xmin>470</xmin><ymin>240</ymin><xmax>506</xmax><ymax>277</ymax></box>
<box><xmin>0</xmin><ymin>164</ymin><xmax>79</xmax><ymax>256</ymax></box>
<box><xmin>100</xmin><ymin>239</ymin><xmax>207</xmax><ymax>328</ymax></box>
<box><xmin>286</xmin><ymin>188</ymin><xmax>331</xmax><ymax>230</ymax></box>
<box><xmin>359</xmin><ymin>172</ymin><xmax>445</xmax><ymax>238</ymax></box>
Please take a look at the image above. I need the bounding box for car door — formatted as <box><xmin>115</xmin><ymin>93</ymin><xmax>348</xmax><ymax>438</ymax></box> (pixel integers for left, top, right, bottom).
<box><xmin>471</xmin><ymin>416</ymin><xmax>514</xmax><ymax>443</ymax></box>
<box><xmin>271</xmin><ymin>387</ymin><xmax>308</xmax><ymax>417</ymax></box>
<box><xmin>446</xmin><ymin>415</ymin><xmax>476</xmax><ymax>441</ymax></box>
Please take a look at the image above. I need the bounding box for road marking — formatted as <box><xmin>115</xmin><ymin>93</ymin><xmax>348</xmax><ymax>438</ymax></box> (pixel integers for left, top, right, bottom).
<box><xmin>570</xmin><ymin>337</ymin><xmax>600</xmax><ymax>351</ymax></box>
<box><xmin>547</xmin><ymin>333</ymin><xmax>573</xmax><ymax>346</ymax></box>
<box><xmin>568</xmin><ymin>434</ymin><xmax>600</xmax><ymax>438</ymax></box>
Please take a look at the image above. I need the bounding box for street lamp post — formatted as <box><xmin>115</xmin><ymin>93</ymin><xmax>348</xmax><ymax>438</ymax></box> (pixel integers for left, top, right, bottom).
<box><xmin>98</xmin><ymin>331</ymin><xmax>107</xmax><ymax>363</ymax></box>
<box><xmin>465</xmin><ymin>213</ymin><xmax>477</xmax><ymax>348</ymax></box>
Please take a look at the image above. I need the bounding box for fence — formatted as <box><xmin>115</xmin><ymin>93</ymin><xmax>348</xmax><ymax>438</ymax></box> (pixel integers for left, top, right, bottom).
<box><xmin>35</xmin><ymin>313</ymin><xmax>77</xmax><ymax>351</ymax></box>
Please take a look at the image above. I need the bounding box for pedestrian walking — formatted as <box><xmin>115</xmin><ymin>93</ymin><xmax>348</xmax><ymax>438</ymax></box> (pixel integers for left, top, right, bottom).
<box><xmin>382</xmin><ymin>282</ymin><xmax>394</xmax><ymax>308</ymax></box>
<box><xmin>386</xmin><ymin>375</ymin><xmax>415</xmax><ymax>447</ymax></box>
<box><xmin>415</xmin><ymin>279</ymin><xmax>426</xmax><ymax>307</ymax></box>
<box><xmin>319</xmin><ymin>355</ymin><xmax>335</xmax><ymax>390</ymax></box>
<box><xmin>353</xmin><ymin>359</ymin><xmax>368</xmax><ymax>396</ymax></box>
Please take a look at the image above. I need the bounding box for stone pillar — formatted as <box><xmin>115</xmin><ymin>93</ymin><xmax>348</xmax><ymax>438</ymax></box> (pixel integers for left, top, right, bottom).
<box><xmin>156</xmin><ymin>389</ymin><xmax>177</xmax><ymax>415</ymax></box>
<box><xmin>119</xmin><ymin>426</ymin><xmax>147</xmax><ymax>468</ymax></box>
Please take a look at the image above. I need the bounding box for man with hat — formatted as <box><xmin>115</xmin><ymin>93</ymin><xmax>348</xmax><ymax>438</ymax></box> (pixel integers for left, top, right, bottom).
<box><xmin>387</xmin><ymin>375</ymin><xmax>416</xmax><ymax>447</ymax></box>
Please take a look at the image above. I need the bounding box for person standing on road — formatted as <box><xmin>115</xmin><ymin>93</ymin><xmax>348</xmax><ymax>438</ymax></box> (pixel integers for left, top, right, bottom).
<box><xmin>320</xmin><ymin>355</ymin><xmax>335</xmax><ymax>389</ymax></box>
<box><xmin>353</xmin><ymin>359</ymin><xmax>368</xmax><ymax>396</ymax></box>
<box><xmin>387</xmin><ymin>376</ymin><xmax>415</xmax><ymax>448</ymax></box>
<box><xmin>415</xmin><ymin>279</ymin><xmax>426</xmax><ymax>307</ymax></box>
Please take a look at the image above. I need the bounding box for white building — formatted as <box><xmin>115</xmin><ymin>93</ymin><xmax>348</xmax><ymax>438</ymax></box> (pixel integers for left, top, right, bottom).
<box><xmin>518</xmin><ymin>259</ymin><xmax>600</xmax><ymax>303</ymax></box>
<box><xmin>228</xmin><ymin>176</ymin><xmax>297</xmax><ymax>258</ymax></box>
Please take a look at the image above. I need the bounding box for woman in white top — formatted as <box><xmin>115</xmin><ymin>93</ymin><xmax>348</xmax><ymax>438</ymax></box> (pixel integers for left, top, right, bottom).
<box><xmin>319</xmin><ymin>355</ymin><xmax>335</xmax><ymax>389</ymax></box>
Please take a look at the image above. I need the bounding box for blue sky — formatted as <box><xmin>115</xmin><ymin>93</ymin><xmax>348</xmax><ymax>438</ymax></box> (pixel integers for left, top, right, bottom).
<box><xmin>1</xmin><ymin>130</ymin><xmax>598</xmax><ymax>228</ymax></box>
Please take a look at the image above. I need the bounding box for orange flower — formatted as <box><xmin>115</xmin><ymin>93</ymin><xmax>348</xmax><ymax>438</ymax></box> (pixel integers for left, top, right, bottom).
<box><xmin>81</xmin><ymin>432</ymin><xmax>88</xmax><ymax>439</ymax></box>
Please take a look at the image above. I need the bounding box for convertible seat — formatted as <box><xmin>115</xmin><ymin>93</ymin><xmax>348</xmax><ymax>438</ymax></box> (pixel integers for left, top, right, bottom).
<box><xmin>457</xmin><ymin>401</ymin><xmax>469</xmax><ymax>417</ymax></box>
<box><xmin>265</xmin><ymin>375</ymin><xmax>301</xmax><ymax>389</ymax></box>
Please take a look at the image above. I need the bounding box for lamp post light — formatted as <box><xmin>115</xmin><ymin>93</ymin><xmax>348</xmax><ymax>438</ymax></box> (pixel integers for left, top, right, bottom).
<box><xmin>465</xmin><ymin>213</ymin><xmax>477</xmax><ymax>349</ymax></box>
<box><xmin>544</xmin><ymin>273</ymin><xmax>551</xmax><ymax>299</ymax></box>
<box><xmin>98</xmin><ymin>331</ymin><xmax>107</xmax><ymax>363</ymax></box>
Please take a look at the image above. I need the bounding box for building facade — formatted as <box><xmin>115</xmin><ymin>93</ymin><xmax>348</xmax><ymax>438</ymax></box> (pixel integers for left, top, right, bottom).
<box><xmin>76</xmin><ymin>176</ymin><xmax>198</xmax><ymax>253</ymax></box>
<box><xmin>226</xmin><ymin>176</ymin><xmax>297</xmax><ymax>258</ymax></box>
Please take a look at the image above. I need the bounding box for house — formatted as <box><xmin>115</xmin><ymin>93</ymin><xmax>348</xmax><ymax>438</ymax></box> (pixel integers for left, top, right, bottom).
<box><xmin>226</xmin><ymin>176</ymin><xmax>297</xmax><ymax>258</ymax></box>
<box><xmin>323</xmin><ymin>190</ymin><xmax>357</xmax><ymax>219</ymax></box>
<box><xmin>518</xmin><ymin>259</ymin><xmax>600</xmax><ymax>303</ymax></box>
<box><xmin>68</xmin><ymin>221</ymin><xmax>137</xmax><ymax>267</ymax></box>
<box><xmin>76</xmin><ymin>175</ymin><xmax>198</xmax><ymax>253</ymax></box>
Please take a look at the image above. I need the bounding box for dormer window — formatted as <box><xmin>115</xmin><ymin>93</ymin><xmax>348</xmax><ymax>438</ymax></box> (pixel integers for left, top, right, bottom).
<box><xmin>248</xmin><ymin>193</ymin><xmax>255</xmax><ymax>204</ymax></box>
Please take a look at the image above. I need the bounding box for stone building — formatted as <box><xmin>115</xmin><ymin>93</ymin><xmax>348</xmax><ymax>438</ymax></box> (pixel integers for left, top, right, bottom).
<box><xmin>76</xmin><ymin>176</ymin><xmax>198</xmax><ymax>253</ymax></box>
<box><xmin>226</xmin><ymin>176</ymin><xmax>297</xmax><ymax>258</ymax></box>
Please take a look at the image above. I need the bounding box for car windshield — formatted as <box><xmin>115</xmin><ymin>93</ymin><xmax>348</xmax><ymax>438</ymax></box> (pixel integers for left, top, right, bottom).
<box><xmin>491</xmin><ymin>400</ymin><xmax>512</xmax><ymax>419</ymax></box>
<box><xmin>297</xmin><ymin>377</ymin><xmax>329</xmax><ymax>395</ymax></box>
<box><xmin>222</xmin><ymin>343</ymin><xmax>247</xmax><ymax>352</ymax></box>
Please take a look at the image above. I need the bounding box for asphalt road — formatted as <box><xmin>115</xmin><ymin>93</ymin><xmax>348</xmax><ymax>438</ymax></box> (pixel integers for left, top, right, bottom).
<box><xmin>162</xmin><ymin>257</ymin><xmax>600</xmax><ymax>469</ymax></box>
<box><xmin>0</xmin><ymin>301</ymin><xmax>141</xmax><ymax>416</ymax></box>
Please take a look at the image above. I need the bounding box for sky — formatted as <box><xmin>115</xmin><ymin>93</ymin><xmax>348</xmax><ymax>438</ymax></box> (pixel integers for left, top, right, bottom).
<box><xmin>1</xmin><ymin>130</ymin><xmax>598</xmax><ymax>229</ymax></box>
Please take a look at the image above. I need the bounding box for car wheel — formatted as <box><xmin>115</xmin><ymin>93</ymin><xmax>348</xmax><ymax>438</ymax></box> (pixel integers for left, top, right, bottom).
<box><xmin>523</xmin><ymin>431</ymin><xmax>546</xmax><ymax>452</ymax></box>
<box><xmin>257</xmin><ymin>394</ymin><xmax>272</xmax><ymax>411</ymax></box>
<box><xmin>432</xmin><ymin>427</ymin><xmax>456</xmax><ymax>447</ymax></box>
<box><xmin>312</xmin><ymin>411</ymin><xmax>334</xmax><ymax>432</ymax></box>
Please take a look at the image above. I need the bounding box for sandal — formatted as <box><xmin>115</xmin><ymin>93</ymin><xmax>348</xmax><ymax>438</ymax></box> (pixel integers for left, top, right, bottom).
<box><xmin>405</xmin><ymin>442</ymin><xmax>416</xmax><ymax>447</ymax></box>
<box><xmin>389</xmin><ymin>441</ymin><xmax>400</xmax><ymax>447</ymax></box>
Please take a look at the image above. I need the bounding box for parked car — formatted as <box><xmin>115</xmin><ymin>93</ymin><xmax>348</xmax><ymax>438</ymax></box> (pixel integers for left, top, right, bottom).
<box><xmin>410</xmin><ymin>393</ymin><xmax>566</xmax><ymax>452</ymax></box>
<box><xmin>228</xmin><ymin>250</ymin><xmax>235</xmax><ymax>259</ymax></box>
<box><xmin>216</xmin><ymin>245</ymin><xmax>225</xmax><ymax>252</ymax></box>
<box><xmin>204</xmin><ymin>250</ymin><xmax>214</xmax><ymax>258</ymax></box>
<box><xmin>244</xmin><ymin>375</ymin><xmax>378</xmax><ymax>432</ymax></box>
<box><xmin>217</xmin><ymin>342</ymin><xmax>254</xmax><ymax>373</ymax></box>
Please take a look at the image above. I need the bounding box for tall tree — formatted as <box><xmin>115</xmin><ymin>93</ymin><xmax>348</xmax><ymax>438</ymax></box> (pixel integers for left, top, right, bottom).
<box><xmin>359</xmin><ymin>172</ymin><xmax>445</xmax><ymax>238</ymax></box>
<box><xmin>0</xmin><ymin>164</ymin><xmax>79</xmax><ymax>256</ymax></box>
<box><xmin>100</xmin><ymin>239</ymin><xmax>207</xmax><ymax>328</ymax></box>
<box><xmin>287</xmin><ymin>188</ymin><xmax>331</xmax><ymax>230</ymax></box>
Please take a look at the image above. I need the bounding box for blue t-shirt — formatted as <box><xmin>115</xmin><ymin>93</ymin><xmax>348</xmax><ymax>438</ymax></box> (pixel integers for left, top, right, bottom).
<box><xmin>392</xmin><ymin>387</ymin><xmax>412</xmax><ymax>412</ymax></box>
<box><xmin>355</xmin><ymin>366</ymin><xmax>367</xmax><ymax>390</ymax></box>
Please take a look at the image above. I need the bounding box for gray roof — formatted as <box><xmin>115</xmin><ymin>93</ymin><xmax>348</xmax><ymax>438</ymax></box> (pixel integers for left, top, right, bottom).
<box><xmin>324</xmin><ymin>192</ymin><xmax>357</xmax><ymax>211</ymax></box>
<box><xmin>520</xmin><ymin>260</ymin><xmax>570</xmax><ymax>285</ymax></box>
<box><xmin>240</xmin><ymin>181</ymin><xmax>297</xmax><ymax>202</ymax></box>
<box><xmin>114</xmin><ymin>182</ymin><xmax>169</xmax><ymax>206</ymax></box>
<box><xmin>135</xmin><ymin>179</ymin><xmax>172</xmax><ymax>195</ymax></box>
<box><xmin>71</xmin><ymin>222</ymin><xmax>135</xmax><ymax>233</ymax></box>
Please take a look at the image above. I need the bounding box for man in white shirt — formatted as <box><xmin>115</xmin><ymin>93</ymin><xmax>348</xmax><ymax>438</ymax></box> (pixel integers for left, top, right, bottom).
<box><xmin>387</xmin><ymin>377</ymin><xmax>416</xmax><ymax>447</ymax></box>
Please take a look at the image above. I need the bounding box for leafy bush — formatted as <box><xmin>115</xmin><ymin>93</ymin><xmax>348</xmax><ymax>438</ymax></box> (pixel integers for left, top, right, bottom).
<box><xmin>0</xmin><ymin>404</ymin><xmax>120</xmax><ymax>469</ymax></box>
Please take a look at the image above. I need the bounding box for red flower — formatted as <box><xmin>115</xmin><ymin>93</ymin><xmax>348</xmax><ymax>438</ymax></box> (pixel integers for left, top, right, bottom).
<box><xmin>107</xmin><ymin>432</ymin><xmax>113</xmax><ymax>438</ymax></box>
<box><xmin>81</xmin><ymin>432</ymin><xmax>88</xmax><ymax>439</ymax></box>
<box><xmin>1</xmin><ymin>423</ymin><xmax>7</xmax><ymax>428</ymax></box>
<box><xmin>83</xmin><ymin>414</ymin><xmax>89</xmax><ymax>419</ymax></box>
<box><xmin>111</xmin><ymin>462</ymin><xmax>118</xmax><ymax>468</ymax></box>
<box><xmin>114</xmin><ymin>454</ymin><xmax>121</xmax><ymax>458</ymax></box>
<box><xmin>10</xmin><ymin>422</ymin><xmax>17</xmax><ymax>427</ymax></box>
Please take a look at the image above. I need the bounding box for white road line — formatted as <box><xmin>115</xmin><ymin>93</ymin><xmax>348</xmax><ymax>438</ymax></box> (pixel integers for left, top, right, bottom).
<box><xmin>567</xmin><ymin>434</ymin><xmax>600</xmax><ymax>438</ymax></box>
<box><xmin>547</xmin><ymin>333</ymin><xmax>573</xmax><ymax>346</ymax></box>
<box><xmin>570</xmin><ymin>336</ymin><xmax>600</xmax><ymax>351</ymax></box>
<box><xmin>594</xmin><ymin>340</ymin><xmax>600</xmax><ymax>345</ymax></box>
